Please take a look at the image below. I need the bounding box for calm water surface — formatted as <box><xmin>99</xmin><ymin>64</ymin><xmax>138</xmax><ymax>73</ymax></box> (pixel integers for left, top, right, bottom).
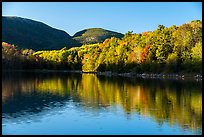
<box><xmin>2</xmin><ymin>71</ymin><xmax>202</xmax><ymax>135</ymax></box>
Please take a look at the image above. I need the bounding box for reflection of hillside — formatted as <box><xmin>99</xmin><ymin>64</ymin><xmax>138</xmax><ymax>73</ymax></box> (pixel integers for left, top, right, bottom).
<box><xmin>2</xmin><ymin>72</ymin><xmax>71</xmax><ymax>118</ymax></box>
<box><xmin>2</xmin><ymin>81</ymin><xmax>70</xmax><ymax>117</ymax></box>
<box><xmin>2</xmin><ymin>72</ymin><xmax>202</xmax><ymax>133</ymax></box>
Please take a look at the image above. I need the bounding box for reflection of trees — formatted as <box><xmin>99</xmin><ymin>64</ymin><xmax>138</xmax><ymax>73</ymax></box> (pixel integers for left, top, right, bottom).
<box><xmin>2</xmin><ymin>72</ymin><xmax>202</xmax><ymax>133</ymax></box>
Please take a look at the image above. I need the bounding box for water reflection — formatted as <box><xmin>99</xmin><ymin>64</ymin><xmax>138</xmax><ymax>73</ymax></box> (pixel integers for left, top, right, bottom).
<box><xmin>2</xmin><ymin>71</ymin><xmax>202</xmax><ymax>134</ymax></box>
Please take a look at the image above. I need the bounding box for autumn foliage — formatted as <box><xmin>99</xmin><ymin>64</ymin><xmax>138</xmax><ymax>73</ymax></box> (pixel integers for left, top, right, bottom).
<box><xmin>2</xmin><ymin>20</ymin><xmax>202</xmax><ymax>73</ymax></box>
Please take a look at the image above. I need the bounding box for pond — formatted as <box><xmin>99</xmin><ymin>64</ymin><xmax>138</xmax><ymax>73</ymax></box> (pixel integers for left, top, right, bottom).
<box><xmin>2</xmin><ymin>71</ymin><xmax>202</xmax><ymax>135</ymax></box>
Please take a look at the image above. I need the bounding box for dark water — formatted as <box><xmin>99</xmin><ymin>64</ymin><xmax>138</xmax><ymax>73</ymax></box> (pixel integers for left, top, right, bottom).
<box><xmin>2</xmin><ymin>71</ymin><xmax>202</xmax><ymax>135</ymax></box>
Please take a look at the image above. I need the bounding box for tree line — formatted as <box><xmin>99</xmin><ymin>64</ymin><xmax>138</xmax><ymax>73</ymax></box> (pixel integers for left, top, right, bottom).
<box><xmin>2</xmin><ymin>20</ymin><xmax>202</xmax><ymax>73</ymax></box>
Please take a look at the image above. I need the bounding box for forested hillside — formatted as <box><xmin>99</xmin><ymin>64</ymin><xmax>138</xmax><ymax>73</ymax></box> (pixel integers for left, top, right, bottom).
<box><xmin>2</xmin><ymin>20</ymin><xmax>202</xmax><ymax>74</ymax></box>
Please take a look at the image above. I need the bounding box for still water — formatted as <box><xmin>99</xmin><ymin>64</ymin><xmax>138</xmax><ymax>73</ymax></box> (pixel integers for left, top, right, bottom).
<box><xmin>2</xmin><ymin>71</ymin><xmax>202</xmax><ymax>135</ymax></box>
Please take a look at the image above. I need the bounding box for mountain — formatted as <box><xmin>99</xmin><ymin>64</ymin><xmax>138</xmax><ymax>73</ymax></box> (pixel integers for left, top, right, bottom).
<box><xmin>2</xmin><ymin>16</ymin><xmax>80</xmax><ymax>50</ymax></box>
<box><xmin>2</xmin><ymin>16</ymin><xmax>124</xmax><ymax>50</ymax></box>
<box><xmin>72</xmin><ymin>28</ymin><xmax>124</xmax><ymax>45</ymax></box>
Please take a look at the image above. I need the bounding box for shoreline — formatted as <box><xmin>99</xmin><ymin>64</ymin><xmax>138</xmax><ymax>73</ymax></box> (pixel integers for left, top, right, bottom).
<box><xmin>95</xmin><ymin>71</ymin><xmax>202</xmax><ymax>81</ymax></box>
<box><xmin>3</xmin><ymin>69</ymin><xmax>202</xmax><ymax>81</ymax></box>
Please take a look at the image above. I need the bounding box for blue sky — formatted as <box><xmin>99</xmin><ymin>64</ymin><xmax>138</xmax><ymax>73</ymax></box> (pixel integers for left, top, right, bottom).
<box><xmin>2</xmin><ymin>2</ymin><xmax>202</xmax><ymax>36</ymax></box>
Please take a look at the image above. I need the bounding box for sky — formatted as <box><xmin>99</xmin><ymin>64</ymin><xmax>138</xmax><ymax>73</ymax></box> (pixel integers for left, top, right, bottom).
<box><xmin>2</xmin><ymin>2</ymin><xmax>202</xmax><ymax>36</ymax></box>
